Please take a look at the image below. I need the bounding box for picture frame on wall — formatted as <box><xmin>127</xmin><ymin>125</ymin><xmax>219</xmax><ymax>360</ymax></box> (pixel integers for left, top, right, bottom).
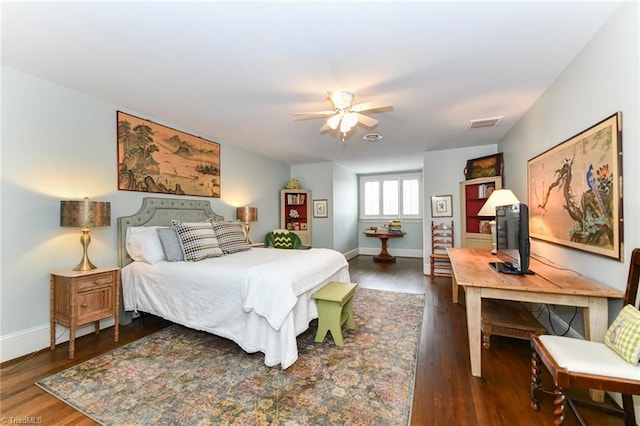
<box><xmin>117</xmin><ymin>111</ymin><xmax>221</xmax><ymax>198</ymax></box>
<box><xmin>431</xmin><ymin>195</ymin><xmax>453</xmax><ymax>217</ymax></box>
<box><xmin>527</xmin><ymin>112</ymin><xmax>623</xmax><ymax>261</ymax></box>
<box><xmin>313</xmin><ymin>199</ymin><xmax>328</xmax><ymax>218</ymax></box>
<box><xmin>464</xmin><ymin>153</ymin><xmax>504</xmax><ymax>180</ymax></box>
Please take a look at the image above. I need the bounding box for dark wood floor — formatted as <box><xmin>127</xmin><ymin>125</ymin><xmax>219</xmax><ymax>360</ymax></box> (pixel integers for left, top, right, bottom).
<box><xmin>1</xmin><ymin>256</ymin><xmax>626</xmax><ymax>425</ymax></box>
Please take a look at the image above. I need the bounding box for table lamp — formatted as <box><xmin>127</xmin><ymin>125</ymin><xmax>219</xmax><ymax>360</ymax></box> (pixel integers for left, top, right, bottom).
<box><xmin>477</xmin><ymin>189</ymin><xmax>520</xmax><ymax>254</ymax></box>
<box><xmin>60</xmin><ymin>197</ymin><xmax>111</xmax><ymax>271</ymax></box>
<box><xmin>236</xmin><ymin>206</ymin><xmax>258</xmax><ymax>244</ymax></box>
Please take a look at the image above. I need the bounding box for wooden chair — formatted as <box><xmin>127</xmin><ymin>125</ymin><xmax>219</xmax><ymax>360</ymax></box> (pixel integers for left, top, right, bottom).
<box><xmin>530</xmin><ymin>248</ymin><xmax>640</xmax><ymax>425</ymax></box>
<box><xmin>430</xmin><ymin>221</ymin><xmax>454</xmax><ymax>278</ymax></box>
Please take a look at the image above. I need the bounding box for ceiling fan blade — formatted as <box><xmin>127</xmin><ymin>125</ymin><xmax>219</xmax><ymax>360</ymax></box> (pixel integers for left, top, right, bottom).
<box><xmin>293</xmin><ymin>110</ymin><xmax>336</xmax><ymax>117</ymax></box>
<box><xmin>351</xmin><ymin>99</ymin><xmax>393</xmax><ymax>113</ymax></box>
<box><xmin>356</xmin><ymin>113</ymin><xmax>378</xmax><ymax>128</ymax></box>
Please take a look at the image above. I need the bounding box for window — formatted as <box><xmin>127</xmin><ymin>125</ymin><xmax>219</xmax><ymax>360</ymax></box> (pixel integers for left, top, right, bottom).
<box><xmin>360</xmin><ymin>173</ymin><xmax>422</xmax><ymax>219</ymax></box>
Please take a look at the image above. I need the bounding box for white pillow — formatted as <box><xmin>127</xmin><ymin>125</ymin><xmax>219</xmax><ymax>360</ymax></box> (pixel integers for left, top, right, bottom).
<box><xmin>125</xmin><ymin>226</ymin><xmax>167</xmax><ymax>264</ymax></box>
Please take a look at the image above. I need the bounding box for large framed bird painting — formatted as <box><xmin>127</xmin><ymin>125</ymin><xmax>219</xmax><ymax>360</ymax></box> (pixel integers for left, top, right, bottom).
<box><xmin>527</xmin><ymin>112</ymin><xmax>623</xmax><ymax>261</ymax></box>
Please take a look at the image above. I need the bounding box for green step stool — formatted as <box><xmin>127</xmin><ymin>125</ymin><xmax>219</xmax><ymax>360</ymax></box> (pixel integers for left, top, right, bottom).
<box><xmin>312</xmin><ymin>281</ymin><xmax>358</xmax><ymax>347</ymax></box>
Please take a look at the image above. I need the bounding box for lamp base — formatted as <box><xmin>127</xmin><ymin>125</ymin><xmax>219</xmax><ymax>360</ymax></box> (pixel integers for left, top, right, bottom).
<box><xmin>73</xmin><ymin>227</ymin><xmax>98</xmax><ymax>271</ymax></box>
<box><xmin>243</xmin><ymin>222</ymin><xmax>253</xmax><ymax>245</ymax></box>
<box><xmin>73</xmin><ymin>257</ymin><xmax>97</xmax><ymax>271</ymax></box>
<box><xmin>490</xmin><ymin>220</ymin><xmax>497</xmax><ymax>255</ymax></box>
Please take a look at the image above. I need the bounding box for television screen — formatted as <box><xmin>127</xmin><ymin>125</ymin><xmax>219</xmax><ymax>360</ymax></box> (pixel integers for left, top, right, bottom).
<box><xmin>491</xmin><ymin>203</ymin><xmax>531</xmax><ymax>275</ymax></box>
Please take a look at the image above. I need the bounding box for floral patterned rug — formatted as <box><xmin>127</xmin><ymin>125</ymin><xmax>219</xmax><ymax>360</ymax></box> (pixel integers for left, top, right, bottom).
<box><xmin>37</xmin><ymin>288</ymin><xmax>425</xmax><ymax>425</ymax></box>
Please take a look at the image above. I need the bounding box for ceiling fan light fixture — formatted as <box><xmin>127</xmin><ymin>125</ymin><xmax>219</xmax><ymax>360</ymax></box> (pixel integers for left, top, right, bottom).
<box><xmin>339</xmin><ymin>118</ymin><xmax>352</xmax><ymax>133</ymax></box>
<box><xmin>327</xmin><ymin>113</ymin><xmax>343</xmax><ymax>130</ymax></box>
<box><xmin>343</xmin><ymin>112</ymin><xmax>358</xmax><ymax>128</ymax></box>
<box><xmin>330</xmin><ymin>91</ymin><xmax>354</xmax><ymax>110</ymax></box>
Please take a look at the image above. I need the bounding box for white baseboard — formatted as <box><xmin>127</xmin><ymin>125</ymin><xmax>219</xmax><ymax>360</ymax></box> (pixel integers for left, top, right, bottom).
<box><xmin>1</xmin><ymin>318</ymin><xmax>115</xmax><ymax>363</ymax></box>
<box><xmin>343</xmin><ymin>248</ymin><xmax>359</xmax><ymax>260</ymax></box>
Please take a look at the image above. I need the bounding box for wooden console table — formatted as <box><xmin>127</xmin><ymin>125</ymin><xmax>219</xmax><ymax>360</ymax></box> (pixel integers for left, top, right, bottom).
<box><xmin>364</xmin><ymin>231</ymin><xmax>406</xmax><ymax>263</ymax></box>
<box><xmin>447</xmin><ymin>248</ymin><xmax>623</xmax><ymax>379</ymax></box>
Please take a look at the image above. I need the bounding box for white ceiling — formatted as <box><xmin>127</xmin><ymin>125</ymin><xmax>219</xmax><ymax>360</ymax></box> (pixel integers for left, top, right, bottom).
<box><xmin>1</xmin><ymin>1</ymin><xmax>622</xmax><ymax>174</ymax></box>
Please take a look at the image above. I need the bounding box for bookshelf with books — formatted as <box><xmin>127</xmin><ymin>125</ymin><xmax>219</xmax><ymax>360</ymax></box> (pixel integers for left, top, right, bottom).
<box><xmin>280</xmin><ymin>189</ymin><xmax>311</xmax><ymax>245</ymax></box>
<box><xmin>459</xmin><ymin>176</ymin><xmax>502</xmax><ymax>248</ymax></box>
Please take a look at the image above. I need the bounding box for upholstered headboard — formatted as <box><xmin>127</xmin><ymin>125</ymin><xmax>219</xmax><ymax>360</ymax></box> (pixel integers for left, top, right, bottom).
<box><xmin>117</xmin><ymin>197</ymin><xmax>224</xmax><ymax>267</ymax></box>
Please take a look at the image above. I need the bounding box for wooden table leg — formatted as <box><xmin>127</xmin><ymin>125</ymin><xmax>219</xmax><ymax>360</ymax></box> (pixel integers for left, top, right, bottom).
<box><xmin>50</xmin><ymin>276</ymin><xmax>56</xmax><ymax>350</ymax></box>
<box><xmin>585</xmin><ymin>297</ymin><xmax>608</xmax><ymax>402</ymax></box>
<box><xmin>465</xmin><ymin>287</ymin><xmax>482</xmax><ymax>377</ymax></box>
<box><xmin>373</xmin><ymin>237</ymin><xmax>396</xmax><ymax>263</ymax></box>
<box><xmin>452</xmin><ymin>274</ymin><xmax>459</xmax><ymax>304</ymax></box>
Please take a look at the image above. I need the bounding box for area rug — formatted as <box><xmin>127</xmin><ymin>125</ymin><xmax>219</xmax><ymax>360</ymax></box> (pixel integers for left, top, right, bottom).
<box><xmin>37</xmin><ymin>288</ymin><xmax>425</xmax><ymax>425</ymax></box>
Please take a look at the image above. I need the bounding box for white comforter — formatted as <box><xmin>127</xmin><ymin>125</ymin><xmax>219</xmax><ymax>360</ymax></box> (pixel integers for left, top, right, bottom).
<box><xmin>122</xmin><ymin>248</ymin><xmax>350</xmax><ymax>368</ymax></box>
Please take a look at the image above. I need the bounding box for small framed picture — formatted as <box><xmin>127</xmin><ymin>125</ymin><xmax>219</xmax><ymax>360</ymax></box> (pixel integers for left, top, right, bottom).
<box><xmin>313</xmin><ymin>199</ymin><xmax>328</xmax><ymax>218</ymax></box>
<box><xmin>479</xmin><ymin>220</ymin><xmax>492</xmax><ymax>234</ymax></box>
<box><xmin>301</xmin><ymin>222</ymin><xmax>307</xmax><ymax>230</ymax></box>
<box><xmin>431</xmin><ymin>195</ymin><xmax>453</xmax><ymax>217</ymax></box>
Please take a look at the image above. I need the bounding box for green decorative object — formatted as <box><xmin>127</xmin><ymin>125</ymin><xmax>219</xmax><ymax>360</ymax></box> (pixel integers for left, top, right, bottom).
<box><xmin>284</xmin><ymin>178</ymin><xmax>302</xmax><ymax>189</ymax></box>
<box><xmin>312</xmin><ymin>281</ymin><xmax>358</xmax><ymax>347</ymax></box>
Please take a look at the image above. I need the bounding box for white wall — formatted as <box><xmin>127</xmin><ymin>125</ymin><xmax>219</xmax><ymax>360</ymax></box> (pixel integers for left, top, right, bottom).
<box><xmin>290</xmin><ymin>161</ymin><xmax>359</xmax><ymax>256</ymax></box>
<box><xmin>499</xmin><ymin>1</ymin><xmax>639</xmax><ymax>310</ymax></box>
<box><xmin>332</xmin><ymin>163</ymin><xmax>359</xmax><ymax>256</ymax></box>
<box><xmin>290</xmin><ymin>162</ymin><xmax>333</xmax><ymax>248</ymax></box>
<box><xmin>0</xmin><ymin>66</ymin><xmax>290</xmax><ymax>361</ymax></box>
<box><xmin>422</xmin><ymin>145</ymin><xmax>498</xmax><ymax>274</ymax></box>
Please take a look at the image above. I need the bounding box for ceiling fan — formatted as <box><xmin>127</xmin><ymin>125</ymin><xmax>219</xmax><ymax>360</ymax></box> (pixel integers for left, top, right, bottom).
<box><xmin>294</xmin><ymin>91</ymin><xmax>392</xmax><ymax>141</ymax></box>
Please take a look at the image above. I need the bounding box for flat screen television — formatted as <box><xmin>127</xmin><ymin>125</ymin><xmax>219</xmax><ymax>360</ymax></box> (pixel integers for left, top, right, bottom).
<box><xmin>489</xmin><ymin>203</ymin><xmax>532</xmax><ymax>275</ymax></box>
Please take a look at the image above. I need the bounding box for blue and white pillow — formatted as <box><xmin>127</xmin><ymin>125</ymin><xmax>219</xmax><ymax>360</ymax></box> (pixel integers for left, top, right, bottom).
<box><xmin>171</xmin><ymin>220</ymin><xmax>224</xmax><ymax>261</ymax></box>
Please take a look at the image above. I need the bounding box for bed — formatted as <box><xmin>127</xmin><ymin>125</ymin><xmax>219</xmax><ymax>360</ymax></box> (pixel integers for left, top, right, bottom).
<box><xmin>117</xmin><ymin>197</ymin><xmax>350</xmax><ymax>369</ymax></box>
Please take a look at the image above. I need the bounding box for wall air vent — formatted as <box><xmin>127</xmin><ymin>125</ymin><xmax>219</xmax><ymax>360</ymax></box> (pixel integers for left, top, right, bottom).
<box><xmin>467</xmin><ymin>116</ymin><xmax>504</xmax><ymax>130</ymax></box>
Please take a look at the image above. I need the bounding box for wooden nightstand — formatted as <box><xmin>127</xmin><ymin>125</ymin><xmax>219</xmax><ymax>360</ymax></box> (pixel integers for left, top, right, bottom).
<box><xmin>50</xmin><ymin>267</ymin><xmax>120</xmax><ymax>359</ymax></box>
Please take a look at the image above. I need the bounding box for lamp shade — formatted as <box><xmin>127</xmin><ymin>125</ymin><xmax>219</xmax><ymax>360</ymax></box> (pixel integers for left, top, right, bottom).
<box><xmin>477</xmin><ymin>189</ymin><xmax>520</xmax><ymax>217</ymax></box>
<box><xmin>236</xmin><ymin>206</ymin><xmax>258</xmax><ymax>222</ymax></box>
<box><xmin>60</xmin><ymin>197</ymin><xmax>110</xmax><ymax>228</ymax></box>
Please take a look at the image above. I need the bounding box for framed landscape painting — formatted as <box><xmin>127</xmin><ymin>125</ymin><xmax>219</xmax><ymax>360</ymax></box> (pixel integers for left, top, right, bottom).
<box><xmin>464</xmin><ymin>153</ymin><xmax>503</xmax><ymax>180</ymax></box>
<box><xmin>117</xmin><ymin>111</ymin><xmax>221</xmax><ymax>198</ymax></box>
<box><xmin>527</xmin><ymin>112</ymin><xmax>623</xmax><ymax>260</ymax></box>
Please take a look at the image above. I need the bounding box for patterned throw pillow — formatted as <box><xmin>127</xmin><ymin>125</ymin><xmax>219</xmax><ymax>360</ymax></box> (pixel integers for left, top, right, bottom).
<box><xmin>604</xmin><ymin>304</ymin><xmax>640</xmax><ymax>364</ymax></box>
<box><xmin>273</xmin><ymin>231</ymin><xmax>295</xmax><ymax>249</ymax></box>
<box><xmin>210</xmin><ymin>220</ymin><xmax>251</xmax><ymax>254</ymax></box>
<box><xmin>171</xmin><ymin>220</ymin><xmax>224</xmax><ymax>261</ymax></box>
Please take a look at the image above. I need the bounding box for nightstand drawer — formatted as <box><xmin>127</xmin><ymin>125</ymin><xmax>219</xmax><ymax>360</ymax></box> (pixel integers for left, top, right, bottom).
<box><xmin>77</xmin><ymin>272</ymin><xmax>114</xmax><ymax>292</ymax></box>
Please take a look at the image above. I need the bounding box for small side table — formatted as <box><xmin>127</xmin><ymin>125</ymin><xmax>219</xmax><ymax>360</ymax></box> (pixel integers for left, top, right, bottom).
<box><xmin>364</xmin><ymin>231</ymin><xmax>406</xmax><ymax>263</ymax></box>
<box><xmin>50</xmin><ymin>267</ymin><xmax>120</xmax><ymax>359</ymax></box>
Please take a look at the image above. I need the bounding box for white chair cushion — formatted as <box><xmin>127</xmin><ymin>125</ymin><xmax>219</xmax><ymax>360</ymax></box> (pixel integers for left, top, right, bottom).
<box><xmin>539</xmin><ymin>335</ymin><xmax>640</xmax><ymax>381</ymax></box>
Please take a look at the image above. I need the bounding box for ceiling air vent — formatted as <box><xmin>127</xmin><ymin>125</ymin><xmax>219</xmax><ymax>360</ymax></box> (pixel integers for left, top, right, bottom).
<box><xmin>467</xmin><ymin>116</ymin><xmax>504</xmax><ymax>130</ymax></box>
<box><xmin>362</xmin><ymin>133</ymin><xmax>383</xmax><ymax>142</ymax></box>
